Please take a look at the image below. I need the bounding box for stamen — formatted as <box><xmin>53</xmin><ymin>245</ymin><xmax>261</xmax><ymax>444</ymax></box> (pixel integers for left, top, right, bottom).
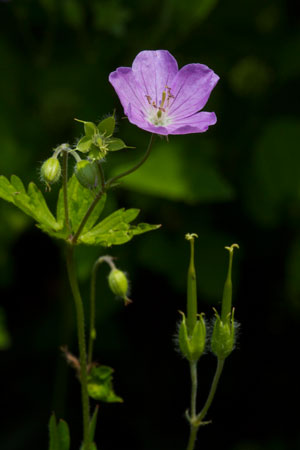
<box><xmin>145</xmin><ymin>95</ymin><xmax>152</xmax><ymax>105</ymax></box>
<box><xmin>160</xmin><ymin>90</ymin><xmax>167</xmax><ymax>109</ymax></box>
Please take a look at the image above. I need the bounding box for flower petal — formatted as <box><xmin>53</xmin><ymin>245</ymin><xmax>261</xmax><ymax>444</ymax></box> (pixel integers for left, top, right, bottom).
<box><xmin>169</xmin><ymin>64</ymin><xmax>219</xmax><ymax>119</ymax></box>
<box><xmin>126</xmin><ymin>104</ymin><xmax>169</xmax><ymax>135</ymax></box>
<box><xmin>109</xmin><ymin>67</ymin><xmax>148</xmax><ymax>116</ymax></box>
<box><xmin>132</xmin><ymin>50</ymin><xmax>178</xmax><ymax>107</ymax></box>
<box><xmin>166</xmin><ymin>111</ymin><xmax>217</xmax><ymax>135</ymax></box>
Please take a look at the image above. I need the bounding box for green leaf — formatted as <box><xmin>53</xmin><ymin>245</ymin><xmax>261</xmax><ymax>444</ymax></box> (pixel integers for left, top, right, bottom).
<box><xmin>244</xmin><ymin>119</ymin><xmax>300</xmax><ymax>226</ymax></box>
<box><xmin>76</xmin><ymin>136</ymin><xmax>92</xmax><ymax>153</ymax></box>
<box><xmin>0</xmin><ymin>175</ymin><xmax>19</xmax><ymax>203</ymax></box>
<box><xmin>57</xmin><ymin>420</ymin><xmax>70</xmax><ymax>450</ymax></box>
<box><xmin>87</xmin><ymin>366</ymin><xmax>123</xmax><ymax>403</ymax></box>
<box><xmin>0</xmin><ymin>175</ymin><xmax>61</xmax><ymax>236</ymax></box>
<box><xmin>107</xmin><ymin>137</ymin><xmax>127</xmax><ymax>152</ymax></box>
<box><xmin>109</xmin><ymin>141</ymin><xmax>233</xmax><ymax>203</ymax></box>
<box><xmin>49</xmin><ymin>414</ymin><xmax>59</xmax><ymax>450</ymax></box>
<box><xmin>0</xmin><ymin>307</ymin><xmax>11</xmax><ymax>350</ymax></box>
<box><xmin>48</xmin><ymin>414</ymin><xmax>70</xmax><ymax>450</ymax></box>
<box><xmin>56</xmin><ymin>175</ymin><xmax>106</xmax><ymax>237</ymax></box>
<box><xmin>97</xmin><ymin>116</ymin><xmax>115</xmax><ymax>136</ymax></box>
<box><xmin>79</xmin><ymin>208</ymin><xmax>160</xmax><ymax>246</ymax></box>
<box><xmin>75</xmin><ymin>119</ymin><xmax>97</xmax><ymax>137</ymax></box>
<box><xmin>89</xmin><ymin>406</ymin><xmax>99</xmax><ymax>443</ymax></box>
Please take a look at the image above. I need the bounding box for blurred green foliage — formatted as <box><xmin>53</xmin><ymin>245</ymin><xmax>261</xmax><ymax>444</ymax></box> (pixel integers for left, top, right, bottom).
<box><xmin>0</xmin><ymin>0</ymin><xmax>299</xmax><ymax>449</ymax></box>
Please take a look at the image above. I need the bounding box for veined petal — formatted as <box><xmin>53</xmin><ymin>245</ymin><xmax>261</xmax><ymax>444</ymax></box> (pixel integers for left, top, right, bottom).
<box><xmin>132</xmin><ymin>50</ymin><xmax>178</xmax><ymax>107</ymax></box>
<box><xmin>169</xmin><ymin>64</ymin><xmax>219</xmax><ymax>119</ymax></box>
<box><xmin>126</xmin><ymin>104</ymin><xmax>169</xmax><ymax>136</ymax></box>
<box><xmin>109</xmin><ymin>67</ymin><xmax>148</xmax><ymax>116</ymax></box>
<box><xmin>166</xmin><ymin>111</ymin><xmax>217</xmax><ymax>135</ymax></box>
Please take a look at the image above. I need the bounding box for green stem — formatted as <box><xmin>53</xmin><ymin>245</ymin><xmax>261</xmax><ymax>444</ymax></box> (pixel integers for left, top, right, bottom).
<box><xmin>197</xmin><ymin>358</ymin><xmax>225</xmax><ymax>423</ymax></box>
<box><xmin>66</xmin><ymin>244</ymin><xmax>90</xmax><ymax>450</ymax></box>
<box><xmin>190</xmin><ymin>361</ymin><xmax>198</xmax><ymax>418</ymax></box>
<box><xmin>88</xmin><ymin>255</ymin><xmax>115</xmax><ymax>365</ymax></box>
<box><xmin>71</xmin><ymin>189</ymin><xmax>105</xmax><ymax>244</ymax></box>
<box><xmin>186</xmin><ymin>425</ymin><xmax>198</xmax><ymax>450</ymax></box>
<box><xmin>186</xmin><ymin>362</ymin><xmax>198</xmax><ymax>450</ymax></box>
<box><xmin>106</xmin><ymin>133</ymin><xmax>155</xmax><ymax>188</ymax></box>
<box><xmin>62</xmin><ymin>151</ymin><xmax>71</xmax><ymax>234</ymax></box>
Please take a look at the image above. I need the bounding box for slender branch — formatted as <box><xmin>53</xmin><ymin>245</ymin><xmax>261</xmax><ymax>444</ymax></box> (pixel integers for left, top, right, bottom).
<box><xmin>96</xmin><ymin>161</ymin><xmax>106</xmax><ymax>191</ymax></box>
<box><xmin>66</xmin><ymin>244</ymin><xmax>90</xmax><ymax>450</ymax></box>
<box><xmin>190</xmin><ymin>361</ymin><xmax>198</xmax><ymax>419</ymax></box>
<box><xmin>106</xmin><ymin>133</ymin><xmax>155</xmax><ymax>188</ymax></box>
<box><xmin>71</xmin><ymin>189</ymin><xmax>105</xmax><ymax>244</ymax></box>
<box><xmin>186</xmin><ymin>358</ymin><xmax>225</xmax><ymax>450</ymax></box>
<box><xmin>197</xmin><ymin>358</ymin><xmax>225</xmax><ymax>423</ymax></box>
<box><xmin>62</xmin><ymin>151</ymin><xmax>71</xmax><ymax>234</ymax></box>
<box><xmin>88</xmin><ymin>255</ymin><xmax>116</xmax><ymax>365</ymax></box>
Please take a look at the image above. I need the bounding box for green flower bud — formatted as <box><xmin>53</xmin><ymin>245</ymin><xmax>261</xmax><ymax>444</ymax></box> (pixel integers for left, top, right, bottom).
<box><xmin>40</xmin><ymin>157</ymin><xmax>61</xmax><ymax>185</ymax></box>
<box><xmin>108</xmin><ymin>268</ymin><xmax>131</xmax><ymax>306</ymax></box>
<box><xmin>211</xmin><ymin>309</ymin><xmax>235</xmax><ymax>360</ymax></box>
<box><xmin>178</xmin><ymin>312</ymin><xmax>206</xmax><ymax>362</ymax></box>
<box><xmin>75</xmin><ymin>160</ymin><xmax>99</xmax><ymax>189</ymax></box>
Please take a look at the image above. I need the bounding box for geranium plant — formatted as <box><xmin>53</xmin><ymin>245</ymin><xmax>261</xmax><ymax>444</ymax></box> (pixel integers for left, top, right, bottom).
<box><xmin>0</xmin><ymin>50</ymin><xmax>238</xmax><ymax>450</ymax></box>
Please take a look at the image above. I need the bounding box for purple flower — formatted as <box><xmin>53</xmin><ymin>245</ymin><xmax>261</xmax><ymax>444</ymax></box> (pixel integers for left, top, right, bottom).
<box><xmin>109</xmin><ymin>50</ymin><xmax>219</xmax><ymax>136</ymax></box>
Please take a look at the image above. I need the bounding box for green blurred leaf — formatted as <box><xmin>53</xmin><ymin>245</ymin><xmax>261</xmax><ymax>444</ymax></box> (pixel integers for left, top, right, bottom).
<box><xmin>110</xmin><ymin>142</ymin><xmax>233</xmax><ymax>203</ymax></box>
<box><xmin>57</xmin><ymin>420</ymin><xmax>70</xmax><ymax>450</ymax></box>
<box><xmin>87</xmin><ymin>366</ymin><xmax>123</xmax><ymax>403</ymax></box>
<box><xmin>79</xmin><ymin>208</ymin><xmax>160</xmax><ymax>246</ymax></box>
<box><xmin>97</xmin><ymin>116</ymin><xmax>115</xmax><ymax>136</ymax></box>
<box><xmin>62</xmin><ymin>0</ymin><xmax>85</xmax><ymax>28</ymax></box>
<box><xmin>244</xmin><ymin>119</ymin><xmax>300</xmax><ymax>226</ymax></box>
<box><xmin>49</xmin><ymin>414</ymin><xmax>59</xmax><ymax>450</ymax></box>
<box><xmin>89</xmin><ymin>406</ymin><xmax>99</xmax><ymax>443</ymax></box>
<box><xmin>56</xmin><ymin>175</ymin><xmax>107</xmax><ymax>237</ymax></box>
<box><xmin>48</xmin><ymin>414</ymin><xmax>70</xmax><ymax>450</ymax></box>
<box><xmin>0</xmin><ymin>307</ymin><xmax>11</xmax><ymax>350</ymax></box>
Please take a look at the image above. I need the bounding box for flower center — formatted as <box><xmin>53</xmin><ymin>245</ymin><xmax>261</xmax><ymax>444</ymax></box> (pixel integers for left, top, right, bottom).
<box><xmin>145</xmin><ymin>86</ymin><xmax>174</xmax><ymax>127</ymax></box>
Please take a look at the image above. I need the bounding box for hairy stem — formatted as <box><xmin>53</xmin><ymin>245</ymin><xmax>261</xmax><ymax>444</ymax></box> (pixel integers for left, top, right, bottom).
<box><xmin>66</xmin><ymin>244</ymin><xmax>90</xmax><ymax>449</ymax></box>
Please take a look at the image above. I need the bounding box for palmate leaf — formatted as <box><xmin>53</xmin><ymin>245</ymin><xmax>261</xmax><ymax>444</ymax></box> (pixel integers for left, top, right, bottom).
<box><xmin>1</xmin><ymin>174</ymin><xmax>158</xmax><ymax>247</ymax></box>
<box><xmin>79</xmin><ymin>208</ymin><xmax>160</xmax><ymax>246</ymax></box>
<box><xmin>0</xmin><ymin>175</ymin><xmax>61</xmax><ymax>236</ymax></box>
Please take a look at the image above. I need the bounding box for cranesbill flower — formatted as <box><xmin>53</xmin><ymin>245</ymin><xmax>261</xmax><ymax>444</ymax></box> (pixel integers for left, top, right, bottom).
<box><xmin>109</xmin><ymin>50</ymin><xmax>219</xmax><ymax>136</ymax></box>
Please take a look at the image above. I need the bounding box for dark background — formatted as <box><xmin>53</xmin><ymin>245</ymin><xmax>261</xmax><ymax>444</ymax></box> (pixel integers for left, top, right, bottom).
<box><xmin>0</xmin><ymin>0</ymin><xmax>300</xmax><ymax>449</ymax></box>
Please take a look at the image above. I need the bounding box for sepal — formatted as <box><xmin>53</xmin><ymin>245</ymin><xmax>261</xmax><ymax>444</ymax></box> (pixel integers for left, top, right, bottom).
<box><xmin>211</xmin><ymin>309</ymin><xmax>235</xmax><ymax>360</ymax></box>
<box><xmin>178</xmin><ymin>311</ymin><xmax>206</xmax><ymax>362</ymax></box>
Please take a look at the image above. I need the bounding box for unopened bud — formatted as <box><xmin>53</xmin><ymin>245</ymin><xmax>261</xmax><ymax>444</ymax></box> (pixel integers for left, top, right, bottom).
<box><xmin>108</xmin><ymin>268</ymin><xmax>131</xmax><ymax>306</ymax></box>
<box><xmin>178</xmin><ymin>312</ymin><xmax>206</xmax><ymax>362</ymax></box>
<box><xmin>41</xmin><ymin>157</ymin><xmax>61</xmax><ymax>185</ymax></box>
<box><xmin>75</xmin><ymin>160</ymin><xmax>99</xmax><ymax>189</ymax></box>
<box><xmin>211</xmin><ymin>309</ymin><xmax>235</xmax><ymax>360</ymax></box>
